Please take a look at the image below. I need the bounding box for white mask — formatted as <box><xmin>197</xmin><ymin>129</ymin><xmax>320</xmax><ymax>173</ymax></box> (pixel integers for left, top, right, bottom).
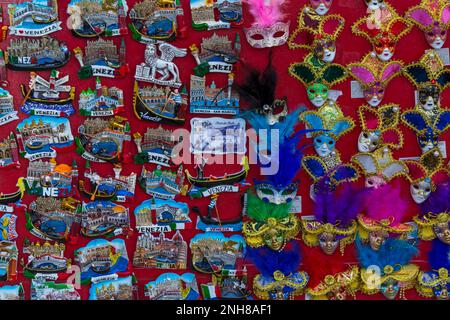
<box><xmin>366</xmin><ymin>0</ymin><xmax>383</xmax><ymax>11</ymax></box>
<box><xmin>377</xmin><ymin>48</ymin><xmax>393</xmax><ymax>61</ymax></box>
<box><xmin>410</xmin><ymin>179</ymin><xmax>432</xmax><ymax>204</ymax></box>
<box><xmin>358</xmin><ymin>131</ymin><xmax>380</xmax><ymax>153</ymax></box>
<box><xmin>245</xmin><ymin>22</ymin><xmax>290</xmax><ymax>49</ymax></box>
<box><xmin>323</xmin><ymin>48</ymin><xmax>336</xmax><ymax>63</ymax></box>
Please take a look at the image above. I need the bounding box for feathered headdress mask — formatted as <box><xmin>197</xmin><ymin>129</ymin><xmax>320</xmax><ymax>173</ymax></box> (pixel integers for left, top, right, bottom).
<box><xmin>357</xmin><ymin>182</ymin><xmax>413</xmax><ymax>240</ymax></box>
<box><xmin>244</xmin><ymin>0</ymin><xmax>290</xmax><ymax>48</ymax></box>
<box><xmin>406</xmin><ymin>0</ymin><xmax>450</xmax><ymax>49</ymax></box>
<box><xmin>246</xmin><ymin>242</ymin><xmax>309</xmax><ymax>300</ymax></box>
<box><xmin>302</xmin><ymin>247</ymin><xmax>359</xmax><ymax>300</ymax></box>
<box><xmin>301</xmin><ymin>183</ymin><xmax>365</xmax><ymax>255</ymax></box>
<box><xmin>417</xmin><ymin>239</ymin><xmax>450</xmax><ymax>298</ymax></box>
<box><xmin>356</xmin><ymin>237</ymin><xmax>419</xmax><ymax>299</ymax></box>
<box><xmin>403</xmin><ymin>50</ymin><xmax>450</xmax><ymax>92</ymax></box>
<box><xmin>348</xmin><ymin>53</ymin><xmax>403</xmax><ymax>106</ymax></box>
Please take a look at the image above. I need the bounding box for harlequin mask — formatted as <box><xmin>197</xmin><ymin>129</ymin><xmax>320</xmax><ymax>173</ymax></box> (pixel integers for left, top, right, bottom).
<box><xmin>357</xmin><ymin>105</ymin><xmax>403</xmax><ymax>153</ymax></box>
<box><xmin>308</xmin><ymin>83</ymin><xmax>329</xmax><ymax>107</ymax></box>
<box><xmin>310</xmin><ymin>0</ymin><xmax>333</xmax><ymax>15</ymax></box>
<box><xmin>348</xmin><ymin>54</ymin><xmax>403</xmax><ymax>107</ymax></box>
<box><xmin>303</xmin><ymin>158</ymin><xmax>360</xmax><ymax>196</ymax></box>
<box><xmin>302</xmin><ymin>109</ymin><xmax>354</xmax><ymax>158</ymax></box>
<box><xmin>245</xmin><ymin>0</ymin><xmax>290</xmax><ymax>48</ymax></box>
<box><xmin>403</xmin><ymin>51</ymin><xmax>450</xmax><ymax>106</ymax></box>
<box><xmin>402</xmin><ymin>109</ymin><xmax>450</xmax><ymax>154</ymax></box>
<box><xmin>289</xmin><ymin>14</ymin><xmax>345</xmax><ymax>64</ymax></box>
<box><xmin>352</xmin><ymin>9</ymin><xmax>412</xmax><ymax>61</ymax></box>
<box><xmin>406</xmin><ymin>0</ymin><xmax>450</xmax><ymax>49</ymax></box>
<box><xmin>352</xmin><ymin>148</ymin><xmax>408</xmax><ymax>189</ymax></box>
<box><xmin>289</xmin><ymin>62</ymin><xmax>348</xmax><ymax>107</ymax></box>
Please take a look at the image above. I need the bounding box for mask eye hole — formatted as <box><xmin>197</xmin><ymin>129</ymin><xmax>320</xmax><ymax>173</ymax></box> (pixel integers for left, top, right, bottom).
<box><xmin>250</xmin><ymin>34</ymin><xmax>264</xmax><ymax>40</ymax></box>
<box><xmin>413</xmin><ymin>184</ymin><xmax>419</xmax><ymax>190</ymax></box>
<box><xmin>322</xmin><ymin>89</ymin><xmax>328</xmax><ymax>94</ymax></box>
<box><xmin>273</xmin><ymin>31</ymin><xmax>285</xmax><ymax>38</ymax></box>
<box><xmin>368</xmin><ymin>179</ymin><xmax>374</xmax><ymax>186</ymax></box>
<box><xmin>441</xmin><ymin>31</ymin><xmax>446</xmax><ymax>36</ymax></box>
<box><xmin>328</xmin><ymin>140</ymin><xmax>333</xmax><ymax>145</ymax></box>
<box><xmin>309</xmin><ymin>89</ymin><xmax>316</xmax><ymax>94</ymax></box>
<box><xmin>316</xmin><ymin>138</ymin><xmax>322</xmax><ymax>144</ymax></box>
<box><xmin>425</xmin><ymin>188</ymin><xmax>431</xmax><ymax>192</ymax></box>
<box><xmin>428</xmin><ymin>32</ymin><xmax>435</xmax><ymax>37</ymax></box>
<box><xmin>363</xmin><ymin>133</ymin><xmax>369</xmax><ymax>138</ymax></box>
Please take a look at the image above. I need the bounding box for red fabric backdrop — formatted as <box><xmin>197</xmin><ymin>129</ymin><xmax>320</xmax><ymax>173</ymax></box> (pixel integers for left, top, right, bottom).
<box><xmin>0</xmin><ymin>0</ymin><xmax>448</xmax><ymax>300</ymax></box>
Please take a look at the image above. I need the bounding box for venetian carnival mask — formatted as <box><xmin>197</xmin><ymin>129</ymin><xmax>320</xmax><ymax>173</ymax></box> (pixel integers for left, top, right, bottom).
<box><xmin>307</xmin><ymin>83</ymin><xmax>329</xmax><ymax>107</ymax></box>
<box><xmin>368</xmin><ymin>230</ymin><xmax>388</xmax><ymax>250</ymax></box>
<box><xmin>425</xmin><ymin>23</ymin><xmax>447</xmax><ymax>49</ymax></box>
<box><xmin>348</xmin><ymin>54</ymin><xmax>403</xmax><ymax>107</ymax></box>
<box><xmin>374</xmin><ymin>33</ymin><xmax>395</xmax><ymax>61</ymax></box>
<box><xmin>318</xmin><ymin>231</ymin><xmax>339</xmax><ymax>255</ymax></box>
<box><xmin>365</xmin><ymin>0</ymin><xmax>384</xmax><ymax>11</ymax></box>
<box><xmin>358</xmin><ymin>131</ymin><xmax>381</xmax><ymax>152</ymax></box>
<box><xmin>407</xmin><ymin>0</ymin><xmax>450</xmax><ymax>50</ymax></box>
<box><xmin>246</xmin><ymin>22</ymin><xmax>290</xmax><ymax>49</ymax></box>
<box><xmin>418</xmin><ymin>85</ymin><xmax>440</xmax><ymax>111</ymax></box>
<box><xmin>381</xmin><ymin>279</ymin><xmax>400</xmax><ymax>300</ymax></box>
<box><xmin>366</xmin><ymin>175</ymin><xmax>387</xmax><ymax>188</ymax></box>
<box><xmin>313</xmin><ymin>38</ymin><xmax>337</xmax><ymax>63</ymax></box>
<box><xmin>313</xmin><ymin>134</ymin><xmax>335</xmax><ymax>157</ymax></box>
<box><xmin>245</xmin><ymin>1</ymin><xmax>290</xmax><ymax>49</ymax></box>
<box><xmin>364</xmin><ymin>83</ymin><xmax>385</xmax><ymax>107</ymax></box>
<box><xmin>264</xmin><ymin>223</ymin><xmax>287</xmax><ymax>251</ymax></box>
<box><xmin>352</xmin><ymin>148</ymin><xmax>407</xmax><ymax>189</ymax></box>
<box><xmin>311</xmin><ymin>0</ymin><xmax>333</xmax><ymax>15</ymax></box>
<box><xmin>433</xmin><ymin>222</ymin><xmax>450</xmax><ymax>244</ymax></box>
<box><xmin>255</xmin><ymin>183</ymin><xmax>298</xmax><ymax>205</ymax></box>
<box><xmin>289</xmin><ymin>62</ymin><xmax>348</xmax><ymax>108</ymax></box>
<box><xmin>410</xmin><ymin>178</ymin><xmax>433</xmax><ymax>204</ymax></box>
<box><xmin>356</xmin><ymin>104</ymin><xmax>403</xmax><ymax>153</ymax></box>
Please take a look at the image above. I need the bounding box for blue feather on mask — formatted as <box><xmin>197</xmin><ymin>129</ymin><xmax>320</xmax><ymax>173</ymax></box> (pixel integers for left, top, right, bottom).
<box><xmin>259</xmin><ymin>130</ymin><xmax>311</xmax><ymax>188</ymax></box>
<box><xmin>356</xmin><ymin>236</ymin><xmax>419</xmax><ymax>273</ymax></box>
<box><xmin>428</xmin><ymin>239</ymin><xmax>450</xmax><ymax>271</ymax></box>
<box><xmin>246</xmin><ymin>242</ymin><xmax>301</xmax><ymax>278</ymax></box>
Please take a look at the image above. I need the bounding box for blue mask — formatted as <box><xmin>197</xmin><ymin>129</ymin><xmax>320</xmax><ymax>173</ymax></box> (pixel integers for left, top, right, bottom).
<box><xmin>313</xmin><ymin>134</ymin><xmax>336</xmax><ymax>157</ymax></box>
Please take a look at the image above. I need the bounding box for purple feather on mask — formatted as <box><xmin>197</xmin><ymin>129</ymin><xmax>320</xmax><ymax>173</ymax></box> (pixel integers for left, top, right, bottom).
<box><xmin>420</xmin><ymin>181</ymin><xmax>450</xmax><ymax>216</ymax></box>
<box><xmin>314</xmin><ymin>182</ymin><xmax>365</xmax><ymax>227</ymax></box>
<box><xmin>362</xmin><ymin>184</ymin><xmax>409</xmax><ymax>222</ymax></box>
